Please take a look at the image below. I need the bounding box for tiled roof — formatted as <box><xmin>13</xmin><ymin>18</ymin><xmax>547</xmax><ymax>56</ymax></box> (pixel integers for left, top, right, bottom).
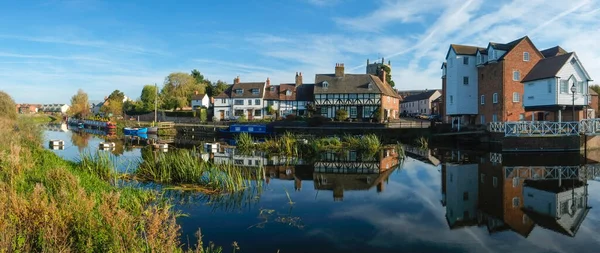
<box><xmin>263</xmin><ymin>85</ymin><xmax>279</xmax><ymax>100</ymax></box>
<box><xmin>296</xmin><ymin>84</ymin><xmax>314</xmax><ymax>101</ymax></box>
<box><xmin>401</xmin><ymin>90</ymin><xmax>440</xmax><ymax>103</ymax></box>
<box><xmin>214</xmin><ymin>85</ymin><xmax>233</xmax><ymax>99</ymax></box>
<box><xmin>191</xmin><ymin>94</ymin><xmax>206</xmax><ymax>100</ymax></box>
<box><xmin>521</xmin><ymin>53</ymin><xmax>573</xmax><ymax>82</ymax></box>
<box><xmin>541</xmin><ymin>46</ymin><xmax>568</xmax><ymax>58</ymax></box>
<box><xmin>279</xmin><ymin>83</ymin><xmax>296</xmax><ymax>100</ymax></box>
<box><xmin>450</xmin><ymin>44</ymin><xmax>485</xmax><ymax>55</ymax></box>
<box><xmin>231</xmin><ymin>82</ymin><xmax>265</xmax><ymax>98</ymax></box>
<box><xmin>314</xmin><ymin>74</ymin><xmax>399</xmax><ymax>98</ymax></box>
<box><xmin>589</xmin><ymin>87</ymin><xmax>598</xmax><ymax>95</ymax></box>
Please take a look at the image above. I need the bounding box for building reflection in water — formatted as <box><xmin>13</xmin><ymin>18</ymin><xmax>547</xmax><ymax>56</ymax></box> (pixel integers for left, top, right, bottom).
<box><xmin>210</xmin><ymin>145</ymin><xmax>401</xmax><ymax>201</ymax></box>
<box><xmin>438</xmin><ymin>149</ymin><xmax>592</xmax><ymax>238</ymax></box>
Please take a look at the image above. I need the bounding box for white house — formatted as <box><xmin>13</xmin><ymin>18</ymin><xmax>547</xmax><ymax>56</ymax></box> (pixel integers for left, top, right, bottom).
<box><xmin>522</xmin><ymin>52</ymin><xmax>593</xmax><ymax>121</ymax></box>
<box><xmin>523</xmin><ymin>179</ymin><xmax>590</xmax><ymax>237</ymax></box>
<box><xmin>443</xmin><ymin>163</ymin><xmax>479</xmax><ymax>229</ymax></box>
<box><xmin>40</xmin><ymin>104</ymin><xmax>70</xmax><ymax>114</ymax></box>
<box><xmin>191</xmin><ymin>91</ymin><xmax>210</xmax><ymax>109</ymax></box>
<box><xmin>400</xmin><ymin>90</ymin><xmax>441</xmax><ymax>115</ymax></box>
<box><xmin>444</xmin><ymin>44</ymin><xmax>482</xmax><ymax>125</ymax></box>
<box><xmin>213</xmin><ymin>76</ymin><xmax>268</xmax><ymax>121</ymax></box>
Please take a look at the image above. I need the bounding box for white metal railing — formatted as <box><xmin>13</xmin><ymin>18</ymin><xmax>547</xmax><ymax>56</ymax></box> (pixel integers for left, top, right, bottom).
<box><xmin>488</xmin><ymin>122</ymin><xmax>505</xmax><ymax>133</ymax></box>
<box><xmin>504</xmin><ymin>165</ymin><xmax>600</xmax><ymax>181</ymax></box>
<box><xmin>488</xmin><ymin>118</ymin><xmax>600</xmax><ymax>137</ymax></box>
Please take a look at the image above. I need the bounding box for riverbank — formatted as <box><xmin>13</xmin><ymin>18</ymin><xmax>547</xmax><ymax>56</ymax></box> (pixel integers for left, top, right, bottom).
<box><xmin>0</xmin><ymin>98</ymin><xmax>230</xmax><ymax>252</ymax></box>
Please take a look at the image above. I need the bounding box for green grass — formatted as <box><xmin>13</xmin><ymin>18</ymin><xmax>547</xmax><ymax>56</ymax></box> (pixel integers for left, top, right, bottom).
<box><xmin>136</xmin><ymin>148</ymin><xmax>264</xmax><ymax>193</ymax></box>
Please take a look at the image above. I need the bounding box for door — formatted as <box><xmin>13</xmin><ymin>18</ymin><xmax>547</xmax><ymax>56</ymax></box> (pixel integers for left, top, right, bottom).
<box><xmin>537</xmin><ymin>112</ymin><xmax>544</xmax><ymax>121</ymax></box>
<box><xmin>248</xmin><ymin>110</ymin><xmax>253</xmax><ymax>120</ymax></box>
<box><xmin>220</xmin><ymin>110</ymin><xmax>225</xmax><ymax>120</ymax></box>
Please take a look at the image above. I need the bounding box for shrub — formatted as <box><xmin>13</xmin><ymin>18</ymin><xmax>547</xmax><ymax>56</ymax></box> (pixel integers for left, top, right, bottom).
<box><xmin>285</xmin><ymin>114</ymin><xmax>297</xmax><ymax>121</ymax></box>
<box><xmin>212</xmin><ymin>116</ymin><xmax>220</xmax><ymax>122</ymax></box>
<box><xmin>335</xmin><ymin>109</ymin><xmax>348</xmax><ymax>121</ymax></box>
<box><xmin>164</xmin><ymin>111</ymin><xmax>195</xmax><ymax>117</ymax></box>
<box><xmin>0</xmin><ymin>91</ymin><xmax>17</xmax><ymax>120</ymax></box>
<box><xmin>199</xmin><ymin>108</ymin><xmax>208</xmax><ymax>122</ymax></box>
<box><xmin>307</xmin><ymin>115</ymin><xmax>328</xmax><ymax>127</ymax></box>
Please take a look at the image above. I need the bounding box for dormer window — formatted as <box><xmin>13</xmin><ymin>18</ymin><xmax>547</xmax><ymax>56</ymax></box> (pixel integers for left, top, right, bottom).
<box><xmin>368</xmin><ymin>82</ymin><xmax>373</xmax><ymax>90</ymax></box>
<box><xmin>252</xmin><ymin>89</ymin><xmax>259</xmax><ymax>95</ymax></box>
<box><xmin>571</xmin><ymin>58</ymin><xmax>577</xmax><ymax>65</ymax></box>
<box><xmin>235</xmin><ymin>89</ymin><xmax>243</xmax><ymax>95</ymax></box>
<box><xmin>286</xmin><ymin>90</ymin><xmax>292</xmax><ymax>96</ymax></box>
<box><xmin>270</xmin><ymin>86</ymin><xmax>275</xmax><ymax>92</ymax></box>
<box><xmin>323</xmin><ymin>81</ymin><xmax>329</xmax><ymax>89</ymax></box>
<box><xmin>489</xmin><ymin>49</ymin><xmax>496</xmax><ymax>60</ymax></box>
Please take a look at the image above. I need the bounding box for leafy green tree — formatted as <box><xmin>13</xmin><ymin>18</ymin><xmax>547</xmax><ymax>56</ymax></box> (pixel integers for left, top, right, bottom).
<box><xmin>68</xmin><ymin>89</ymin><xmax>90</xmax><ymax>118</ymax></box>
<box><xmin>161</xmin><ymin>72</ymin><xmax>206</xmax><ymax>110</ymax></box>
<box><xmin>140</xmin><ymin>85</ymin><xmax>159</xmax><ymax>112</ymax></box>
<box><xmin>380</xmin><ymin>65</ymin><xmax>395</xmax><ymax>87</ymax></box>
<box><xmin>191</xmin><ymin>69</ymin><xmax>208</xmax><ymax>84</ymax></box>
<box><xmin>0</xmin><ymin>91</ymin><xmax>17</xmax><ymax>120</ymax></box>
<box><xmin>207</xmin><ymin>80</ymin><xmax>229</xmax><ymax>97</ymax></box>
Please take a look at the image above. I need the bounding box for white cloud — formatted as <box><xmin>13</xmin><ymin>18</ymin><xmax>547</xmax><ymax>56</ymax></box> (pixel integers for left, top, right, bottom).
<box><xmin>304</xmin><ymin>0</ymin><xmax>341</xmax><ymax>7</ymax></box>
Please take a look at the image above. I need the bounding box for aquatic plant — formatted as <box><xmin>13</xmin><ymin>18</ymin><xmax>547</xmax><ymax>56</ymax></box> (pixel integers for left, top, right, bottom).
<box><xmin>136</xmin><ymin>148</ymin><xmax>264</xmax><ymax>193</ymax></box>
<box><xmin>415</xmin><ymin>136</ymin><xmax>429</xmax><ymax>150</ymax></box>
<box><xmin>358</xmin><ymin>134</ymin><xmax>381</xmax><ymax>154</ymax></box>
<box><xmin>235</xmin><ymin>132</ymin><xmax>254</xmax><ymax>150</ymax></box>
<box><xmin>76</xmin><ymin>150</ymin><xmax>115</xmax><ymax>181</ymax></box>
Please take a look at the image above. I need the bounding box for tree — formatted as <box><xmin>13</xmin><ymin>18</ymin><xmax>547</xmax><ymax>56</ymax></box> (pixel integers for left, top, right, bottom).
<box><xmin>108</xmin><ymin>90</ymin><xmax>125</xmax><ymax>102</ymax></box>
<box><xmin>381</xmin><ymin>65</ymin><xmax>395</xmax><ymax>87</ymax></box>
<box><xmin>68</xmin><ymin>89</ymin><xmax>90</xmax><ymax>118</ymax></box>
<box><xmin>161</xmin><ymin>72</ymin><xmax>206</xmax><ymax>110</ymax></box>
<box><xmin>140</xmin><ymin>85</ymin><xmax>159</xmax><ymax>112</ymax></box>
<box><xmin>0</xmin><ymin>91</ymin><xmax>17</xmax><ymax>120</ymax></box>
<box><xmin>206</xmin><ymin>80</ymin><xmax>229</xmax><ymax>97</ymax></box>
<box><xmin>101</xmin><ymin>90</ymin><xmax>125</xmax><ymax>117</ymax></box>
<box><xmin>335</xmin><ymin>109</ymin><xmax>348</xmax><ymax>121</ymax></box>
<box><xmin>191</xmin><ymin>69</ymin><xmax>208</xmax><ymax>84</ymax></box>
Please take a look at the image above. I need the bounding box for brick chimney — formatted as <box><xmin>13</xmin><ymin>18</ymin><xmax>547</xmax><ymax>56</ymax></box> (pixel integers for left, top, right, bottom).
<box><xmin>234</xmin><ymin>76</ymin><xmax>240</xmax><ymax>84</ymax></box>
<box><xmin>378</xmin><ymin>67</ymin><xmax>387</xmax><ymax>85</ymax></box>
<box><xmin>335</xmin><ymin>63</ymin><xmax>345</xmax><ymax>78</ymax></box>
<box><xmin>194</xmin><ymin>90</ymin><xmax>198</xmax><ymax>95</ymax></box>
<box><xmin>295</xmin><ymin>72</ymin><xmax>303</xmax><ymax>86</ymax></box>
<box><xmin>266</xmin><ymin>77</ymin><xmax>270</xmax><ymax>86</ymax></box>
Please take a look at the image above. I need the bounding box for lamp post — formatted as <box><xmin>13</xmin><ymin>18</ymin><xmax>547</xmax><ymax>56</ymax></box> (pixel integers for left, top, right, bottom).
<box><xmin>571</xmin><ymin>83</ymin><xmax>577</xmax><ymax>121</ymax></box>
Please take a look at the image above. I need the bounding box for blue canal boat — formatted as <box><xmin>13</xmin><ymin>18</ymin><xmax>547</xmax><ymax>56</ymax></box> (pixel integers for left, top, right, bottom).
<box><xmin>124</xmin><ymin>127</ymin><xmax>148</xmax><ymax>135</ymax></box>
<box><xmin>218</xmin><ymin>124</ymin><xmax>271</xmax><ymax>136</ymax></box>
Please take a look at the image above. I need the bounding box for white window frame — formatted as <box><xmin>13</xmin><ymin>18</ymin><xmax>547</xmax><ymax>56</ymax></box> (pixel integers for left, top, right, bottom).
<box><xmin>463</xmin><ymin>76</ymin><xmax>469</xmax><ymax>85</ymax></box>
<box><xmin>480</xmin><ymin>95</ymin><xmax>485</xmax><ymax>105</ymax></box>
<box><xmin>513</xmin><ymin>70</ymin><xmax>520</xmax><ymax>81</ymax></box>
<box><xmin>513</xmin><ymin>92</ymin><xmax>520</xmax><ymax>102</ymax></box>
<box><xmin>493</xmin><ymin>93</ymin><xmax>498</xmax><ymax>103</ymax></box>
<box><xmin>560</xmin><ymin>80</ymin><xmax>568</xmax><ymax>93</ymax></box>
<box><xmin>523</xmin><ymin>52</ymin><xmax>530</xmax><ymax>62</ymax></box>
<box><xmin>512</xmin><ymin>197</ymin><xmax>520</xmax><ymax>207</ymax></box>
<box><xmin>463</xmin><ymin>57</ymin><xmax>469</xmax><ymax>65</ymax></box>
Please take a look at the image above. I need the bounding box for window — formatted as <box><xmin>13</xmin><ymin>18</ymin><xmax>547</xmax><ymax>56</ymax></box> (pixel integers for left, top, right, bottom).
<box><xmin>234</xmin><ymin>99</ymin><xmax>244</xmax><ymax>105</ymax></box>
<box><xmin>286</xmin><ymin>90</ymin><xmax>292</xmax><ymax>96</ymax></box>
<box><xmin>512</xmin><ymin>177</ymin><xmax>519</xmax><ymax>187</ymax></box>
<box><xmin>235</xmin><ymin>89</ymin><xmax>243</xmax><ymax>95</ymax></box>
<box><xmin>234</xmin><ymin>110</ymin><xmax>243</xmax><ymax>116</ymax></box>
<box><xmin>478</xmin><ymin>54</ymin><xmax>483</xmax><ymax>64</ymax></box>
<box><xmin>513</xmin><ymin>70</ymin><xmax>520</xmax><ymax>81</ymax></box>
<box><xmin>547</xmin><ymin>80</ymin><xmax>552</xmax><ymax>93</ymax></box>
<box><xmin>493</xmin><ymin>93</ymin><xmax>498</xmax><ymax>103</ymax></box>
<box><xmin>493</xmin><ymin>177</ymin><xmax>498</xmax><ymax>187</ymax></box>
<box><xmin>321</xmin><ymin>107</ymin><xmax>327</xmax><ymax>116</ymax></box>
<box><xmin>480</xmin><ymin>174</ymin><xmax>485</xmax><ymax>183</ymax></box>
<box><xmin>492</xmin><ymin>114</ymin><xmax>498</xmax><ymax>122</ymax></box>
<box><xmin>255</xmin><ymin>99</ymin><xmax>260</xmax><ymax>105</ymax></box>
<box><xmin>560</xmin><ymin>80</ymin><xmax>568</xmax><ymax>93</ymax></box>
<box><xmin>267</xmin><ymin>100</ymin><xmax>274</xmax><ymax>106</ymax></box>
<box><xmin>254</xmin><ymin>110</ymin><xmax>261</xmax><ymax>116</ymax></box>
<box><xmin>349</xmin><ymin>107</ymin><xmax>357</xmax><ymax>118</ymax></box>
<box><xmin>450</xmin><ymin>96</ymin><xmax>453</xmax><ymax>104</ymax></box>
<box><xmin>463</xmin><ymin>192</ymin><xmax>469</xmax><ymax>201</ymax></box>
<box><xmin>463</xmin><ymin>57</ymin><xmax>469</xmax><ymax>65</ymax></box>
<box><xmin>270</xmin><ymin>86</ymin><xmax>275</xmax><ymax>92</ymax></box>
<box><xmin>368</xmin><ymin>82</ymin><xmax>373</xmax><ymax>90</ymax></box>
<box><xmin>322</xmin><ymin>81</ymin><xmax>329</xmax><ymax>88</ymax></box>
<box><xmin>512</xmin><ymin>197</ymin><xmax>520</xmax><ymax>207</ymax></box>
<box><xmin>519</xmin><ymin>113</ymin><xmax>525</xmax><ymax>121</ymax></box>
<box><xmin>463</xmin><ymin>76</ymin><xmax>469</xmax><ymax>85</ymax></box>
<box><xmin>450</xmin><ymin>174</ymin><xmax>453</xmax><ymax>182</ymax></box>
<box><xmin>577</xmin><ymin>81</ymin><xmax>584</xmax><ymax>93</ymax></box>
<box><xmin>480</xmin><ymin>115</ymin><xmax>485</xmax><ymax>124</ymax></box>
<box><xmin>523</xmin><ymin>214</ymin><xmax>529</xmax><ymax>224</ymax></box>
<box><xmin>251</xmin><ymin>89</ymin><xmax>259</xmax><ymax>95</ymax></box>
<box><xmin>523</xmin><ymin>52</ymin><xmax>530</xmax><ymax>61</ymax></box>
<box><xmin>247</xmin><ymin>100</ymin><xmax>252</xmax><ymax>105</ymax></box>
<box><xmin>480</xmin><ymin>95</ymin><xmax>485</xmax><ymax>105</ymax></box>
<box><xmin>513</xmin><ymin>92</ymin><xmax>520</xmax><ymax>102</ymax></box>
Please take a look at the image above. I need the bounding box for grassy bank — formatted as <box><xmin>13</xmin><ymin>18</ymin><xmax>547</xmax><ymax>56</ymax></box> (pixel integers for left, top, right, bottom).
<box><xmin>136</xmin><ymin>148</ymin><xmax>263</xmax><ymax>194</ymax></box>
<box><xmin>0</xmin><ymin>92</ymin><xmax>227</xmax><ymax>252</ymax></box>
<box><xmin>236</xmin><ymin>132</ymin><xmax>383</xmax><ymax>156</ymax></box>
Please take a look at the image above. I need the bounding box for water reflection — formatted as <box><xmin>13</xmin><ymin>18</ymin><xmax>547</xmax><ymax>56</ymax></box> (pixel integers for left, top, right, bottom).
<box><xmin>439</xmin><ymin>150</ymin><xmax>592</xmax><ymax>239</ymax></box>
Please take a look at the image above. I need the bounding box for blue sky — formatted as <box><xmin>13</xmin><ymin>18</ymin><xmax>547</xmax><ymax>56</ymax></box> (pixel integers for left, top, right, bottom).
<box><xmin>1</xmin><ymin>0</ymin><xmax>599</xmax><ymax>104</ymax></box>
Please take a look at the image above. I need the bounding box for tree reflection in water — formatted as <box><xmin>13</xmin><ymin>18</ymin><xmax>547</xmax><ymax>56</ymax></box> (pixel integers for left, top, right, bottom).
<box><xmin>70</xmin><ymin>131</ymin><xmax>91</xmax><ymax>152</ymax></box>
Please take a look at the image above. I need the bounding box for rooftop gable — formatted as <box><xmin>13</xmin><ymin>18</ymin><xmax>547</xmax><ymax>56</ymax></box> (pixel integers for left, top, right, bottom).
<box><xmin>401</xmin><ymin>90</ymin><xmax>440</xmax><ymax>103</ymax></box>
<box><xmin>541</xmin><ymin>46</ymin><xmax>568</xmax><ymax>58</ymax></box>
<box><xmin>231</xmin><ymin>82</ymin><xmax>266</xmax><ymax>98</ymax></box>
<box><xmin>521</xmin><ymin>53</ymin><xmax>573</xmax><ymax>82</ymax></box>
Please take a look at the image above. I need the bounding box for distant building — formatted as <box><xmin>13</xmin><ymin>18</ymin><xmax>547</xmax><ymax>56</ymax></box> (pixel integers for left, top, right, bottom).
<box><xmin>40</xmin><ymin>104</ymin><xmax>70</xmax><ymax>114</ymax></box>
<box><xmin>16</xmin><ymin>104</ymin><xmax>41</xmax><ymax>114</ymax></box>
<box><xmin>213</xmin><ymin>76</ymin><xmax>268</xmax><ymax>121</ymax></box>
<box><xmin>191</xmin><ymin>91</ymin><xmax>210</xmax><ymax>109</ymax></box>
<box><xmin>314</xmin><ymin>63</ymin><xmax>400</xmax><ymax>121</ymax></box>
<box><xmin>400</xmin><ymin>90</ymin><xmax>441</xmax><ymax>115</ymax></box>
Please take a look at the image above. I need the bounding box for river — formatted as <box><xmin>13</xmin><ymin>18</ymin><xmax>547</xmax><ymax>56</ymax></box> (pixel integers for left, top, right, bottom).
<box><xmin>43</xmin><ymin>124</ymin><xmax>600</xmax><ymax>253</ymax></box>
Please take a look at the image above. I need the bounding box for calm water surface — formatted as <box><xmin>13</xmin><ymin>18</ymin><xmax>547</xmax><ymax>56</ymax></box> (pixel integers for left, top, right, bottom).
<box><xmin>43</xmin><ymin>125</ymin><xmax>600</xmax><ymax>253</ymax></box>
